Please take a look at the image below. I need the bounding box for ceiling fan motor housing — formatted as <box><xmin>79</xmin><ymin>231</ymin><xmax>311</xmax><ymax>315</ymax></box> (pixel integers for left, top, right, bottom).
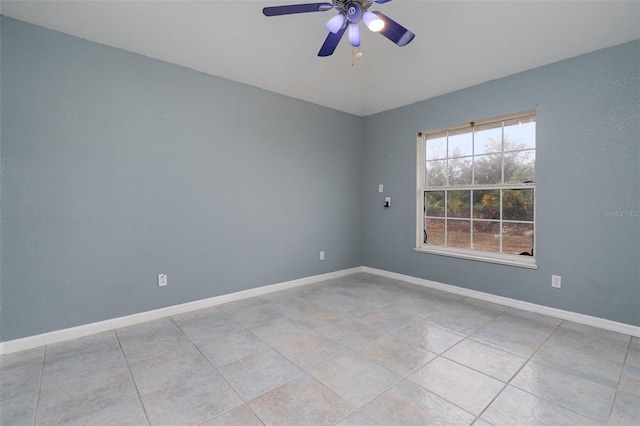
<box><xmin>346</xmin><ymin>3</ymin><xmax>362</xmax><ymax>22</ymax></box>
<box><xmin>335</xmin><ymin>0</ymin><xmax>374</xmax><ymax>23</ymax></box>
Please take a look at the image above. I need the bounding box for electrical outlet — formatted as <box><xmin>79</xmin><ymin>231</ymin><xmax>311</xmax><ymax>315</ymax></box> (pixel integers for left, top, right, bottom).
<box><xmin>378</xmin><ymin>184</ymin><xmax>383</xmax><ymax>193</ymax></box>
<box><xmin>551</xmin><ymin>275</ymin><xmax>561</xmax><ymax>289</ymax></box>
<box><xmin>320</xmin><ymin>251</ymin><xmax>325</xmax><ymax>261</ymax></box>
<box><xmin>158</xmin><ymin>273</ymin><xmax>168</xmax><ymax>287</ymax></box>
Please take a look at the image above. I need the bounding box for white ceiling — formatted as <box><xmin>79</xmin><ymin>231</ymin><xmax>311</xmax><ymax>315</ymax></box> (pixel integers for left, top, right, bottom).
<box><xmin>2</xmin><ymin>0</ymin><xmax>639</xmax><ymax>116</ymax></box>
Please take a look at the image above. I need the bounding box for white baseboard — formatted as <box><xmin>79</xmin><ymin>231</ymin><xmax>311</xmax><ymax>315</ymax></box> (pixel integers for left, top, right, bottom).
<box><xmin>363</xmin><ymin>266</ymin><xmax>640</xmax><ymax>338</ymax></box>
<box><xmin>0</xmin><ymin>267</ymin><xmax>363</xmax><ymax>355</ymax></box>
<box><xmin>2</xmin><ymin>265</ymin><xmax>637</xmax><ymax>355</ymax></box>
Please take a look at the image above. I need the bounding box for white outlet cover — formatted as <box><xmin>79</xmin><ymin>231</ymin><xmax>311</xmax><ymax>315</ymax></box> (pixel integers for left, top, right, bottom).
<box><xmin>378</xmin><ymin>184</ymin><xmax>383</xmax><ymax>193</ymax></box>
<box><xmin>158</xmin><ymin>274</ymin><xmax>168</xmax><ymax>287</ymax></box>
<box><xmin>551</xmin><ymin>275</ymin><xmax>561</xmax><ymax>288</ymax></box>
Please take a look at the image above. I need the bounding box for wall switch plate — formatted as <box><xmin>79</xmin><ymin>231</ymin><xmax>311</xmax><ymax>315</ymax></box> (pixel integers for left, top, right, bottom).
<box><xmin>378</xmin><ymin>184</ymin><xmax>383</xmax><ymax>193</ymax></box>
<box><xmin>551</xmin><ymin>275</ymin><xmax>561</xmax><ymax>289</ymax></box>
<box><xmin>320</xmin><ymin>251</ymin><xmax>325</xmax><ymax>260</ymax></box>
<box><xmin>384</xmin><ymin>197</ymin><xmax>391</xmax><ymax>208</ymax></box>
<box><xmin>158</xmin><ymin>273</ymin><xmax>168</xmax><ymax>287</ymax></box>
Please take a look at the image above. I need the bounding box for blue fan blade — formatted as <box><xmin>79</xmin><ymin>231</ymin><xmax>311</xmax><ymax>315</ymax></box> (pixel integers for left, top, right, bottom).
<box><xmin>263</xmin><ymin>3</ymin><xmax>333</xmax><ymax>16</ymax></box>
<box><xmin>318</xmin><ymin>26</ymin><xmax>347</xmax><ymax>57</ymax></box>
<box><xmin>374</xmin><ymin>0</ymin><xmax>393</xmax><ymax>3</ymax></box>
<box><xmin>372</xmin><ymin>11</ymin><xmax>415</xmax><ymax>47</ymax></box>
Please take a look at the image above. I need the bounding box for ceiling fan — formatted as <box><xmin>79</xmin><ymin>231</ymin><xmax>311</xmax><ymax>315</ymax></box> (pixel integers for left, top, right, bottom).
<box><xmin>263</xmin><ymin>0</ymin><xmax>415</xmax><ymax>57</ymax></box>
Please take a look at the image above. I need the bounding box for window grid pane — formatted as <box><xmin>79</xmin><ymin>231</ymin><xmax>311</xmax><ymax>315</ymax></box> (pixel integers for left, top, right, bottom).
<box><xmin>446</xmin><ymin>219</ymin><xmax>470</xmax><ymax>249</ymax></box>
<box><xmin>472</xmin><ymin>221</ymin><xmax>501</xmax><ymax>252</ymax></box>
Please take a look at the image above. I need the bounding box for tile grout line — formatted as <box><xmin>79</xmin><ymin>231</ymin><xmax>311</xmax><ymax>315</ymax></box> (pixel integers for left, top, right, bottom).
<box><xmin>337</xmin><ymin>290</ymin><xmax>507</xmax><ymax>422</ymax></box>
<box><xmin>30</xmin><ymin>345</ymin><xmax>46</xmax><ymax>426</ymax></box>
<box><xmin>244</xmin><ymin>324</ymin><xmax>351</xmax><ymax>425</ymax></box>
<box><xmin>444</xmin><ymin>310</ymin><xmax>513</xmax><ymax>424</ymax></box>
<box><xmin>606</xmin><ymin>334</ymin><xmax>633</xmax><ymax>423</ymax></box>
<box><xmin>404</xmin><ymin>349</ymin><xmax>489</xmax><ymax>422</ymax></box>
<box><xmin>534</xmin><ymin>321</ymin><xmax>629</xmax><ymax>424</ymax></box>
<box><xmin>114</xmin><ymin>328</ymin><xmax>152</xmax><ymax>426</ymax></box>
<box><xmin>171</xmin><ymin>316</ymin><xmax>248</xmax><ymax>421</ymax></box>
<box><xmin>313</xmin><ymin>288</ymin><xmax>475</xmax><ymax>421</ymax></box>
<box><xmin>233</xmin><ymin>286</ymin><xmax>371</xmax><ymax>424</ymax></box>
<box><xmin>169</xmin><ymin>315</ymin><xmax>267</xmax><ymax>425</ymax></box>
<box><xmin>474</xmin><ymin>317</ymin><xmax>620</xmax><ymax>424</ymax></box>
<box><xmin>213</xmin><ymin>280</ymin><xmax>401</xmax><ymax>423</ymax></box>
<box><xmin>452</xmin><ymin>310</ymin><xmax>565</xmax><ymax>424</ymax></box>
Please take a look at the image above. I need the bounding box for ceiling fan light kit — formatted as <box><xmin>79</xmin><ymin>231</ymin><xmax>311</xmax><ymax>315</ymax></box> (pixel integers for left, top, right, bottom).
<box><xmin>348</xmin><ymin>22</ymin><xmax>361</xmax><ymax>47</ymax></box>
<box><xmin>262</xmin><ymin>0</ymin><xmax>415</xmax><ymax>57</ymax></box>
<box><xmin>325</xmin><ymin>13</ymin><xmax>346</xmax><ymax>33</ymax></box>
<box><xmin>362</xmin><ymin>11</ymin><xmax>385</xmax><ymax>32</ymax></box>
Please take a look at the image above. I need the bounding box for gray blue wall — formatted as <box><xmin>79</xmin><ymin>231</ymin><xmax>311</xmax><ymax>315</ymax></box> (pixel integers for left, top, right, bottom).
<box><xmin>363</xmin><ymin>40</ymin><xmax>639</xmax><ymax>326</ymax></box>
<box><xmin>0</xmin><ymin>17</ymin><xmax>363</xmax><ymax>340</ymax></box>
<box><xmin>1</xmin><ymin>17</ymin><xmax>638</xmax><ymax>341</ymax></box>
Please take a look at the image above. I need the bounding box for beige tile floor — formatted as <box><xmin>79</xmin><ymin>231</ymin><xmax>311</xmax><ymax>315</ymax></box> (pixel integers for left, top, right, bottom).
<box><xmin>1</xmin><ymin>273</ymin><xmax>638</xmax><ymax>425</ymax></box>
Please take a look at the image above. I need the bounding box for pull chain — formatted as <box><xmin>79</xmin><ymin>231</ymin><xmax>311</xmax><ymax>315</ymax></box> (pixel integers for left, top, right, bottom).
<box><xmin>351</xmin><ymin>48</ymin><xmax>363</xmax><ymax>66</ymax></box>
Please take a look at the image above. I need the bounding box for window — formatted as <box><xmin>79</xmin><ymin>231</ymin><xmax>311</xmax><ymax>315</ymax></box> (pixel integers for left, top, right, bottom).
<box><xmin>416</xmin><ymin>111</ymin><xmax>537</xmax><ymax>268</ymax></box>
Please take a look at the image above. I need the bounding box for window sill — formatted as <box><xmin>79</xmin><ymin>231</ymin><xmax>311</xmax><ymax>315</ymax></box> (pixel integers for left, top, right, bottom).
<box><xmin>413</xmin><ymin>246</ymin><xmax>538</xmax><ymax>269</ymax></box>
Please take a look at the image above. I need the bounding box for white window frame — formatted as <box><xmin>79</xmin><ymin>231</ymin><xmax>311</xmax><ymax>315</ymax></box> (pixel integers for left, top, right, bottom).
<box><xmin>415</xmin><ymin>110</ymin><xmax>537</xmax><ymax>269</ymax></box>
